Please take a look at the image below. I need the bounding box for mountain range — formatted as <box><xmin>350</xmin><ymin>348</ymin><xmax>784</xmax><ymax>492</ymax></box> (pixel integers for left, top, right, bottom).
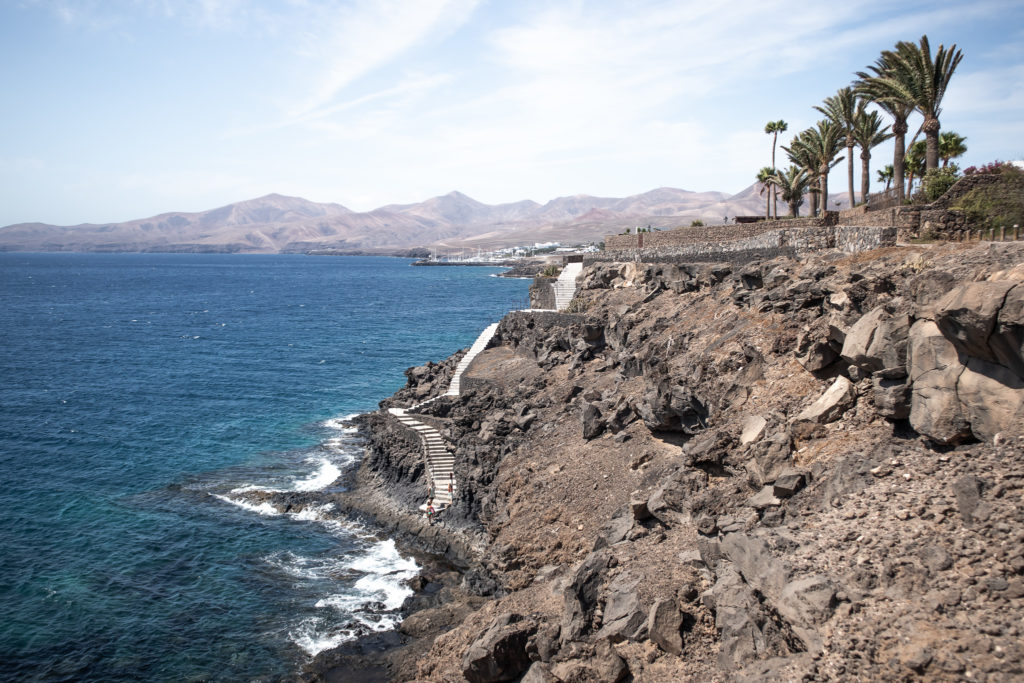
<box><xmin>0</xmin><ymin>185</ymin><xmax>777</xmax><ymax>254</ymax></box>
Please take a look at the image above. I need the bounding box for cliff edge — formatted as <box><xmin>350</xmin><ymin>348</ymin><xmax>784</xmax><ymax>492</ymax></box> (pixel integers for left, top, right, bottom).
<box><xmin>266</xmin><ymin>240</ymin><xmax>1024</xmax><ymax>681</ymax></box>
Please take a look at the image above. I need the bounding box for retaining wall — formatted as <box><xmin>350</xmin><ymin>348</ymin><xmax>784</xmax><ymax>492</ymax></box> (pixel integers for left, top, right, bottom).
<box><xmin>529</xmin><ymin>277</ymin><xmax>556</xmax><ymax>310</ymax></box>
<box><xmin>596</xmin><ymin>223</ymin><xmax>896</xmax><ymax>265</ymax></box>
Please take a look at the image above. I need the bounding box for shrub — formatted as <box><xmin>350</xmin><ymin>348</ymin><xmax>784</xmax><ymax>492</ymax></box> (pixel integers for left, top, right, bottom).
<box><xmin>952</xmin><ymin>165</ymin><xmax>1024</xmax><ymax>231</ymax></box>
<box><xmin>540</xmin><ymin>265</ymin><xmax>561</xmax><ymax>278</ymax></box>
<box><xmin>963</xmin><ymin>161</ymin><xmax>1009</xmax><ymax>175</ymax></box>
<box><xmin>690</xmin><ymin>219</ymin><xmax>705</xmax><ymax>227</ymax></box>
<box><xmin>921</xmin><ymin>167</ymin><xmax>960</xmax><ymax>202</ymax></box>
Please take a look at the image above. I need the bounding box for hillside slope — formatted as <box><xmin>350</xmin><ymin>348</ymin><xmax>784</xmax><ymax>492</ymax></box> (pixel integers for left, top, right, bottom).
<box><xmin>252</xmin><ymin>241</ymin><xmax>1024</xmax><ymax>681</ymax></box>
<box><xmin>0</xmin><ymin>187</ymin><xmax>770</xmax><ymax>254</ymax></box>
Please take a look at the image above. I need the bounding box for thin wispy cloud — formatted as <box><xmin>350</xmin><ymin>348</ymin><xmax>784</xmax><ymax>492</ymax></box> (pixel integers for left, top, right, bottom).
<box><xmin>1</xmin><ymin>0</ymin><xmax>1021</xmax><ymax>224</ymax></box>
<box><xmin>286</xmin><ymin>0</ymin><xmax>480</xmax><ymax>119</ymax></box>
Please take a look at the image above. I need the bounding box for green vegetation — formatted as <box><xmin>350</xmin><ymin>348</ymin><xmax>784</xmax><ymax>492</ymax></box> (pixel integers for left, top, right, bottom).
<box><xmin>856</xmin><ymin>36</ymin><xmax>963</xmax><ymax>190</ymax></box>
<box><xmin>815</xmin><ymin>87</ymin><xmax>861</xmax><ymax>208</ymax></box>
<box><xmin>939</xmin><ymin>131</ymin><xmax>968</xmax><ymax>168</ymax></box>
<box><xmin>690</xmin><ymin>219</ymin><xmax>705</xmax><ymax>227</ymax></box>
<box><xmin>756</xmin><ymin>166</ymin><xmax>776</xmax><ymax>218</ymax></box>
<box><xmin>764</xmin><ymin>120</ymin><xmax>788</xmax><ymax>218</ymax></box>
<box><xmin>771</xmin><ymin>165</ymin><xmax>814</xmax><ymax>217</ymax></box>
<box><xmin>764</xmin><ymin>34</ymin><xmax>965</xmax><ymax>213</ymax></box>
<box><xmin>920</xmin><ymin>166</ymin><xmax>959</xmax><ymax>202</ymax></box>
<box><xmin>783</xmin><ymin>120</ymin><xmax>844</xmax><ymax>216</ymax></box>
<box><xmin>877</xmin><ymin>165</ymin><xmax>895</xmax><ymax>191</ymax></box>
<box><xmin>851</xmin><ymin>109</ymin><xmax>893</xmax><ymax>203</ymax></box>
<box><xmin>540</xmin><ymin>264</ymin><xmax>561</xmax><ymax>277</ymax></box>
<box><xmin>903</xmin><ymin>140</ymin><xmax>927</xmax><ymax>196</ymax></box>
<box><xmin>952</xmin><ymin>166</ymin><xmax>1024</xmax><ymax>232</ymax></box>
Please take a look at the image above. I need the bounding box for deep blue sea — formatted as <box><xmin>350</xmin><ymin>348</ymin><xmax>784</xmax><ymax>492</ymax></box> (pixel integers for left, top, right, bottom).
<box><xmin>0</xmin><ymin>253</ymin><xmax>529</xmax><ymax>681</ymax></box>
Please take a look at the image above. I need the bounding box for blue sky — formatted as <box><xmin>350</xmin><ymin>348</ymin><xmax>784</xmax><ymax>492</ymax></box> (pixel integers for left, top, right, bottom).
<box><xmin>1</xmin><ymin>0</ymin><xmax>1022</xmax><ymax>226</ymax></box>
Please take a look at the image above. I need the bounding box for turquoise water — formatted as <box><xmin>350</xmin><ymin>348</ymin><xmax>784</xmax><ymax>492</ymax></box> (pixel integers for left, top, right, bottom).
<box><xmin>0</xmin><ymin>253</ymin><xmax>528</xmax><ymax>681</ymax></box>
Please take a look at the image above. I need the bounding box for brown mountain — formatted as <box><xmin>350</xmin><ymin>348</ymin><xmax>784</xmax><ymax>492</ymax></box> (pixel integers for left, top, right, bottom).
<box><xmin>0</xmin><ymin>187</ymin><xmax>771</xmax><ymax>254</ymax></box>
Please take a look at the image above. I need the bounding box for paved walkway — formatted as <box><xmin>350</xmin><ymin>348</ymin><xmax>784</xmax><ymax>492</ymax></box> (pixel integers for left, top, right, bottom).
<box><xmin>554</xmin><ymin>261</ymin><xmax>583</xmax><ymax>311</ymax></box>
<box><xmin>387</xmin><ymin>406</ymin><xmax>455</xmax><ymax>508</ymax></box>
<box><xmin>386</xmin><ymin>322</ymin><xmax>499</xmax><ymax>513</ymax></box>
<box><xmin>385</xmin><ymin>263</ymin><xmax>582</xmax><ymax>517</ymax></box>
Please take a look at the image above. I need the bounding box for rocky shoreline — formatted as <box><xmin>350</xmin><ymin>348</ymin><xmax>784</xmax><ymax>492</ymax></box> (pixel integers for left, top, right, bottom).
<box><xmin>242</xmin><ymin>240</ymin><xmax>1023</xmax><ymax>682</ymax></box>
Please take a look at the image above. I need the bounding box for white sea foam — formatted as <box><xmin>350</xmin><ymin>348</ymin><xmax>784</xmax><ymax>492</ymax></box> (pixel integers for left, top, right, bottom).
<box><xmin>352</xmin><ymin>574</ymin><xmax>412</xmax><ymax>611</ymax></box>
<box><xmin>347</xmin><ymin>538</ymin><xmax>418</xmax><ymax>610</ymax></box>
<box><xmin>285</xmin><ymin>539</ymin><xmax>418</xmax><ymax>657</ymax></box>
<box><xmin>290</xmin><ymin>502</ymin><xmax>336</xmax><ymax>522</ymax></box>
<box><xmin>290</xmin><ymin>617</ymin><xmax>350</xmax><ymax>656</ymax></box>
<box><xmin>290</xmin><ymin>457</ymin><xmax>341</xmax><ymax>491</ymax></box>
<box><xmin>211</xmin><ymin>493</ymin><xmax>280</xmax><ymax>516</ymax></box>
<box><xmin>348</xmin><ymin>538</ymin><xmax>418</xmax><ymax>576</ymax></box>
<box><xmin>323</xmin><ymin>438</ymin><xmax>360</xmax><ymax>458</ymax></box>
<box><xmin>321</xmin><ymin>413</ymin><xmax>361</xmax><ymax>432</ymax></box>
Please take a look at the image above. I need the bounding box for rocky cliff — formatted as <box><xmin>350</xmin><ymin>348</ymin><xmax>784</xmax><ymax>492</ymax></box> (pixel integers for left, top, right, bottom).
<box><xmin>253</xmin><ymin>240</ymin><xmax>1024</xmax><ymax>681</ymax></box>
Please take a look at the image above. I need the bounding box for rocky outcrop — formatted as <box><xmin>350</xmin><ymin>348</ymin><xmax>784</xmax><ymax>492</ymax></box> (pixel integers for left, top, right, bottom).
<box><xmin>309</xmin><ymin>241</ymin><xmax>1024</xmax><ymax>683</ymax></box>
<box><xmin>462</xmin><ymin>613</ymin><xmax>538</xmax><ymax>683</ymax></box>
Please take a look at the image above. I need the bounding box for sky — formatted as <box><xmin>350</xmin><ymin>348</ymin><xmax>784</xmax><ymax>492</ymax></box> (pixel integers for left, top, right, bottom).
<box><xmin>1</xmin><ymin>0</ymin><xmax>1022</xmax><ymax>226</ymax></box>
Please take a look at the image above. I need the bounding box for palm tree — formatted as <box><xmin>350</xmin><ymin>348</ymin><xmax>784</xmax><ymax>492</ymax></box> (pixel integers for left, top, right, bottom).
<box><xmin>859</xmin><ymin>36</ymin><xmax>963</xmax><ymax>172</ymax></box>
<box><xmin>850</xmin><ymin>108</ymin><xmax>893</xmax><ymax>203</ymax></box>
<box><xmin>764</xmin><ymin>120</ymin><xmax>788</xmax><ymax>218</ymax></box>
<box><xmin>857</xmin><ymin>52</ymin><xmax>918</xmax><ymax>205</ymax></box>
<box><xmin>771</xmin><ymin>165</ymin><xmax>813</xmax><ymax>217</ymax></box>
<box><xmin>815</xmin><ymin>87</ymin><xmax>859</xmax><ymax>208</ymax></box>
<box><xmin>783</xmin><ymin>135</ymin><xmax>820</xmax><ymax>217</ymax></box>
<box><xmin>877</xmin><ymin>164</ymin><xmax>895</xmax><ymax>191</ymax></box>
<box><xmin>904</xmin><ymin>140</ymin><xmax>927</xmax><ymax>195</ymax></box>
<box><xmin>939</xmin><ymin>131</ymin><xmax>967</xmax><ymax>167</ymax></box>
<box><xmin>756</xmin><ymin>166</ymin><xmax>776</xmax><ymax>218</ymax></box>
<box><xmin>784</xmin><ymin>121</ymin><xmax>845</xmax><ymax>216</ymax></box>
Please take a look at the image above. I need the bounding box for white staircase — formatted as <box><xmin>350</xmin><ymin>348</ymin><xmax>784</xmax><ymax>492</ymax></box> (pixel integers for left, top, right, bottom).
<box><xmin>388</xmin><ymin>407</ymin><xmax>456</xmax><ymax>508</ymax></box>
<box><xmin>554</xmin><ymin>261</ymin><xmax>583</xmax><ymax>311</ymax></box>
<box><xmin>445</xmin><ymin>322</ymin><xmax>500</xmax><ymax>396</ymax></box>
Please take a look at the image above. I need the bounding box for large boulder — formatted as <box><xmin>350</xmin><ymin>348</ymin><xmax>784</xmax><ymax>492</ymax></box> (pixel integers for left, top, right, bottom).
<box><xmin>595</xmin><ymin>575</ymin><xmax>647</xmax><ymax>643</ymax></box>
<box><xmin>957</xmin><ymin>357</ymin><xmax>1024</xmax><ymax>441</ymax></box>
<box><xmin>462</xmin><ymin>613</ymin><xmax>538</xmax><ymax>683</ymax></box>
<box><xmin>793</xmin><ymin>376</ymin><xmax>855</xmax><ymax>425</ymax></box>
<box><xmin>647</xmin><ymin>468</ymin><xmax>709</xmax><ymax>525</ymax></box>
<box><xmin>932</xmin><ymin>281</ymin><xmax>1017</xmax><ymax>367</ymax></box>
<box><xmin>648</xmin><ymin>598</ymin><xmax>684</xmax><ymax>655</ymax></box>
<box><xmin>872</xmin><ymin>374</ymin><xmax>911</xmax><ymax>420</ymax></box>
<box><xmin>840</xmin><ymin>305</ymin><xmax>912</xmax><ymax>374</ymax></box>
<box><xmin>744</xmin><ymin>431</ymin><xmax>793</xmax><ymax>487</ymax></box>
<box><xmin>721</xmin><ymin>533</ymin><xmax>790</xmax><ymax>599</ymax></box>
<box><xmin>907</xmin><ymin>320</ymin><xmax>971</xmax><ymax>444</ymax></box>
<box><xmin>581</xmin><ymin>402</ymin><xmax>605</xmax><ymax>440</ymax></box>
<box><xmin>636</xmin><ymin>376</ymin><xmax>708</xmax><ymax>433</ymax></box>
<box><xmin>991</xmin><ymin>283</ymin><xmax>1024</xmax><ymax>379</ymax></box>
<box><xmin>710</xmin><ymin>567</ymin><xmax>769</xmax><ymax>670</ymax></box>
<box><xmin>561</xmin><ymin>550</ymin><xmax>611</xmax><ymax>642</ymax></box>
<box><xmin>739</xmin><ymin>415</ymin><xmax>768</xmax><ymax>445</ymax></box>
<box><xmin>549</xmin><ymin>641</ymin><xmax>629</xmax><ymax>682</ymax></box>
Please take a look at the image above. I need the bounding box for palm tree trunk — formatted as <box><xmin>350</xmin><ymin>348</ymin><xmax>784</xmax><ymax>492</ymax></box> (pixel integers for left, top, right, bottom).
<box><xmin>893</xmin><ymin>118</ymin><xmax>907</xmax><ymax>204</ymax></box>
<box><xmin>924</xmin><ymin>116</ymin><xmax>940</xmax><ymax>171</ymax></box>
<box><xmin>847</xmin><ymin>141</ymin><xmax>856</xmax><ymax>208</ymax></box>
<box><xmin>771</xmin><ymin>134</ymin><xmax>778</xmax><ymax>219</ymax></box>
<box><xmin>860</xmin><ymin>150</ymin><xmax>870</xmax><ymax>204</ymax></box>
<box><xmin>819</xmin><ymin>165</ymin><xmax>829</xmax><ymax>216</ymax></box>
<box><xmin>765</xmin><ymin>188</ymin><xmax>770</xmax><ymax>219</ymax></box>
<box><xmin>809</xmin><ymin>175</ymin><xmax>819</xmax><ymax>217</ymax></box>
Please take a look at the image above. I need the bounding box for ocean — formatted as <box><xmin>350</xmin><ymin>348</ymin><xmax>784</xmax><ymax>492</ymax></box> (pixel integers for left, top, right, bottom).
<box><xmin>0</xmin><ymin>253</ymin><xmax>529</xmax><ymax>681</ymax></box>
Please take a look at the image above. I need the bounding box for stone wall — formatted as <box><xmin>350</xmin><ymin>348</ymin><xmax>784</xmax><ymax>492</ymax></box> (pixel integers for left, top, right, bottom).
<box><xmin>593</xmin><ymin>173</ymin><xmax>1011</xmax><ymax>264</ymax></box>
<box><xmin>596</xmin><ymin>223</ymin><xmax>896</xmax><ymax>265</ymax></box>
<box><xmin>836</xmin><ymin>226</ymin><xmax>898</xmax><ymax>253</ymax></box>
<box><xmin>530</xmin><ymin>277</ymin><xmax>556</xmax><ymax>310</ymax></box>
